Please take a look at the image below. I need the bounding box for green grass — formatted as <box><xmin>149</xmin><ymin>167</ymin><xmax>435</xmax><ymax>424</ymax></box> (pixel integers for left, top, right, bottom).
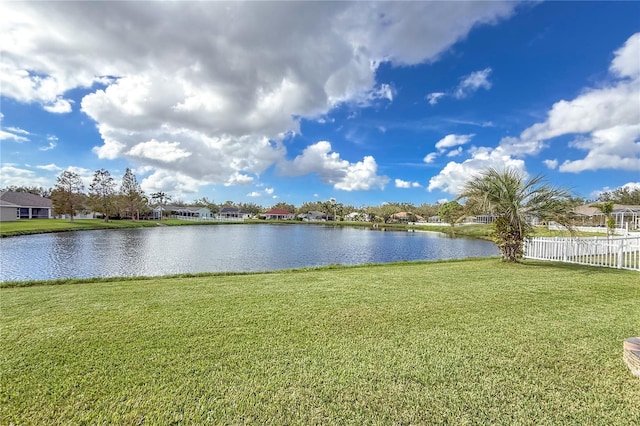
<box><xmin>0</xmin><ymin>218</ymin><xmax>249</xmax><ymax>237</ymax></box>
<box><xmin>0</xmin><ymin>218</ymin><xmax>159</xmax><ymax>237</ymax></box>
<box><xmin>1</xmin><ymin>259</ymin><xmax>639</xmax><ymax>424</ymax></box>
<box><xmin>2</xmin><ymin>219</ymin><xmax>604</xmax><ymax>240</ymax></box>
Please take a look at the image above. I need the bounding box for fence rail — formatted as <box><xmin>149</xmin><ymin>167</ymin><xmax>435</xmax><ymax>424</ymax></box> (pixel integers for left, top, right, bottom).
<box><xmin>524</xmin><ymin>235</ymin><xmax>640</xmax><ymax>271</ymax></box>
<box><xmin>170</xmin><ymin>215</ymin><xmax>244</xmax><ymax>222</ymax></box>
<box><xmin>548</xmin><ymin>222</ymin><xmax>629</xmax><ymax>235</ymax></box>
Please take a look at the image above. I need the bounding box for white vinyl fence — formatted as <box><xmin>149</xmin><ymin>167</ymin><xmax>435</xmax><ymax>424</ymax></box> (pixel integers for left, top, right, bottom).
<box><xmin>524</xmin><ymin>235</ymin><xmax>640</xmax><ymax>271</ymax></box>
<box><xmin>548</xmin><ymin>222</ymin><xmax>629</xmax><ymax>236</ymax></box>
<box><xmin>170</xmin><ymin>215</ymin><xmax>245</xmax><ymax>222</ymax></box>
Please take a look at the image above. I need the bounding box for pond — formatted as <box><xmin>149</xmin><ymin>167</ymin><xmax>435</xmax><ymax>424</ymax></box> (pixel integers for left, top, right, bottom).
<box><xmin>0</xmin><ymin>224</ymin><xmax>498</xmax><ymax>281</ymax></box>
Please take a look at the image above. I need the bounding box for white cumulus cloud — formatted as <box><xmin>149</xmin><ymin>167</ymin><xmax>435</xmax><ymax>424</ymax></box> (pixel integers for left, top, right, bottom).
<box><xmin>127</xmin><ymin>140</ymin><xmax>192</xmax><ymax>163</ymax></box>
<box><xmin>427</xmin><ymin>92</ymin><xmax>446</xmax><ymax>105</ymax></box>
<box><xmin>279</xmin><ymin>141</ymin><xmax>389</xmax><ymax>191</ymax></box>
<box><xmin>395</xmin><ymin>179</ymin><xmax>421</xmax><ymax>189</ymax></box>
<box><xmin>423</xmin><ymin>152</ymin><xmax>438</xmax><ymax>164</ymax></box>
<box><xmin>512</xmin><ymin>32</ymin><xmax>640</xmax><ymax>172</ymax></box>
<box><xmin>0</xmin><ymin>164</ymin><xmax>52</xmax><ymax>187</ymax></box>
<box><xmin>454</xmin><ymin>68</ymin><xmax>492</xmax><ymax>99</ymax></box>
<box><xmin>428</xmin><ymin>146</ymin><xmax>527</xmax><ymax>194</ymax></box>
<box><xmin>35</xmin><ymin>163</ymin><xmax>62</xmax><ymax>171</ymax></box>
<box><xmin>429</xmin><ymin>32</ymin><xmax>640</xmax><ymax>194</ymax></box>
<box><xmin>435</xmin><ymin>134</ymin><xmax>475</xmax><ymax>151</ymax></box>
<box><xmin>0</xmin><ymin>1</ymin><xmax>517</xmax><ymax>195</ymax></box>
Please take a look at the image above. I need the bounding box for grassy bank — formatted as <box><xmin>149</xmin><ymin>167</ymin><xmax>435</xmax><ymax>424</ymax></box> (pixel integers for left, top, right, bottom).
<box><xmin>1</xmin><ymin>259</ymin><xmax>638</xmax><ymax>424</ymax></box>
<box><xmin>0</xmin><ymin>218</ymin><xmax>245</xmax><ymax>237</ymax></box>
<box><xmin>1</xmin><ymin>218</ymin><xmax>590</xmax><ymax>240</ymax></box>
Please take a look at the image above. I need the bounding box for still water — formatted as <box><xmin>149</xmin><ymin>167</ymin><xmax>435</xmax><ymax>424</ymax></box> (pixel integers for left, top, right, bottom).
<box><xmin>0</xmin><ymin>224</ymin><xmax>498</xmax><ymax>281</ymax></box>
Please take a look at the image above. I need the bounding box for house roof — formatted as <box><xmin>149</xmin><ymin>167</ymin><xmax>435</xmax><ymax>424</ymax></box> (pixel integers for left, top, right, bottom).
<box><xmin>391</xmin><ymin>211</ymin><xmax>425</xmax><ymax>220</ymax></box>
<box><xmin>0</xmin><ymin>200</ymin><xmax>19</xmax><ymax>208</ymax></box>
<box><xmin>573</xmin><ymin>203</ymin><xmax>640</xmax><ymax>216</ymax></box>
<box><xmin>219</xmin><ymin>206</ymin><xmax>248</xmax><ymax>214</ymax></box>
<box><xmin>0</xmin><ymin>191</ymin><xmax>52</xmax><ymax>208</ymax></box>
<box><xmin>265</xmin><ymin>208</ymin><xmax>292</xmax><ymax>215</ymax></box>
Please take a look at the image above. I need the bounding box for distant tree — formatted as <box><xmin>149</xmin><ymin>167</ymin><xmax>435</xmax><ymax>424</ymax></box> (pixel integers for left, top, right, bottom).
<box><xmin>382</xmin><ymin>203</ymin><xmax>404</xmax><ymax>223</ymax></box>
<box><xmin>237</xmin><ymin>202</ymin><xmax>261</xmax><ymax>216</ymax></box>
<box><xmin>297</xmin><ymin>201</ymin><xmax>324</xmax><ymax>214</ymax></box>
<box><xmin>593</xmin><ymin>201</ymin><xmax>616</xmax><ymax>237</ymax></box>
<box><xmin>459</xmin><ymin>168</ymin><xmax>573</xmax><ymax>262</ymax></box>
<box><xmin>271</xmin><ymin>201</ymin><xmax>295</xmax><ymax>213</ymax></box>
<box><xmin>319</xmin><ymin>198</ymin><xmax>345</xmax><ymax>221</ymax></box>
<box><xmin>415</xmin><ymin>202</ymin><xmax>440</xmax><ymax>219</ymax></box>
<box><xmin>51</xmin><ymin>170</ymin><xmax>85</xmax><ymax>222</ymax></box>
<box><xmin>341</xmin><ymin>204</ymin><xmax>357</xmax><ymax>216</ymax></box>
<box><xmin>397</xmin><ymin>202</ymin><xmax>417</xmax><ymax>212</ymax></box>
<box><xmin>150</xmin><ymin>192</ymin><xmax>172</xmax><ymax>220</ymax></box>
<box><xmin>598</xmin><ymin>186</ymin><xmax>640</xmax><ymax>205</ymax></box>
<box><xmin>119</xmin><ymin>168</ymin><xmax>147</xmax><ymax>220</ymax></box>
<box><xmin>193</xmin><ymin>197</ymin><xmax>219</xmax><ymax>214</ymax></box>
<box><xmin>437</xmin><ymin>200</ymin><xmax>466</xmax><ymax>233</ymax></box>
<box><xmin>87</xmin><ymin>169</ymin><xmax>117</xmax><ymax>222</ymax></box>
<box><xmin>0</xmin><ymin>185</ymin><xmax>52</xmax><ymax>198</ymax></box>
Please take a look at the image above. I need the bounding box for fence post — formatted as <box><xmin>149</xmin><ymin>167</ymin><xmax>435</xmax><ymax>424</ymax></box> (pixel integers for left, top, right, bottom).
<box><xmin>618</xmin><ymin>238</ymin><xmax>624</xmax><ymax>269</ymax></box>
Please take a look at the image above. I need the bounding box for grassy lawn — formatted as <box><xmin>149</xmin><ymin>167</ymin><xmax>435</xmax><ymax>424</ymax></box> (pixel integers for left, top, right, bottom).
<box><xmin>2</xmin><ymin>218</ymin><xmax>604</xmax><ymax>240</ymax></box>
<box><xmin>0</xmin><ymin>218</ymin><xmax>244</xmax><ymax>237</ymax></box>
<box><xmin>0</xmin><ymin>218</ymin><xmax>160</xmax><ymax>237</ymax></box>
<box><xmin>1</xmin><ymin>259</ymin><xmax>639</xmax><ymax>424</ymax></box>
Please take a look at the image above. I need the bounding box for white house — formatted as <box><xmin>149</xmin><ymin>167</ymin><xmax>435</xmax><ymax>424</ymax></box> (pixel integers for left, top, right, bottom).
<box><xmin>300</xmin><ymin>210</ymin><xmax>327</xmax><ymax>221</ymax></box>
<box><xmin>218</xmin><ymin>207</ymin><xmax>252</xmax><ymax>220</ymax></box>
<box><xmin>344</xmin><ymin>212</ymin><xmax>371</xmax><ymax>222</ymax></box>
<box><xmin>153</xmin><ymin>205</ymin><xmax>214</xmax><ymax>220</ymax></box>
<box><xmin>263</xmin><ymin>208</ymin><xmax>295</xmax><ymax>220</ymax></box>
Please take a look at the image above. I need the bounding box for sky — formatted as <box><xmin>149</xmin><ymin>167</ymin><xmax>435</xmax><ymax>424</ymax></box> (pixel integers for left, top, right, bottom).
<box><xmin>1</xmin><ymin>1</ymin><xmax>639</xmax><ymax>208</ymax></box>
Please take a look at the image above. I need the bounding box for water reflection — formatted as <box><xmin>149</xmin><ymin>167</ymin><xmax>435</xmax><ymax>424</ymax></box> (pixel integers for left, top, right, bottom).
<box><xmin>0</xmin><ymin>225</ymin><xmax>498</xmax><ymax>281</ymax></box>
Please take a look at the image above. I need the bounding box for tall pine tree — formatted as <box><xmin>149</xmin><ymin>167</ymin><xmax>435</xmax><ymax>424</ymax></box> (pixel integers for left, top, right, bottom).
<box><xmin>51</xmin><ymin>171</ymin><xmax>85</xmax><ymax>222</ymax></box>
<box><xmin>120</xmin><ymin>168</ymin><xmax>147</xmax><ymax>220</ymax></box>
<box><xmin>88</xmin><ymin>169</ymin><xmax>117</xmax><ymax>222</ymax></box>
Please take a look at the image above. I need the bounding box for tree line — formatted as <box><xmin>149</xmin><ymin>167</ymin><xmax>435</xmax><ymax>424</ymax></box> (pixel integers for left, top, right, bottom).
<box><xmin>2</xmin><ymin>169</ymin><xmax>448</xmax><ymax>223</ymax></box>
<box><xmin>3</xmin><ymin>167</ymin><xmax>636</xmax><ymax>262</ymax></box>
<box><xmin>47</xmin><ymin>168</ymin><xmax>150</xmax><ymax>223</ymax></box>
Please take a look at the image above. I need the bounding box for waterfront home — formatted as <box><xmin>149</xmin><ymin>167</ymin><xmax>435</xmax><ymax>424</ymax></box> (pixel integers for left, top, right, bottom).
<box><xmin>153</xmin><ymin>205</ymin><xmax>213</xmax><ymax>220</ymax></box>
<box><xmin>573</xmin><ymin>203</ymin><xmax>640</xmax><ymax>230</ymax></box>
<box><xmin>263</xmin><ymin>208</ymin><xmax>295</xmax><ymax>220</ymax></box>
<box><xmin>299</xmin><ymin>210</ymin><xmax>327</xmax><ymax>221</ymax></box>
<box><xmin>0</xmin><ymin>191</ymin><xmax>52</xmax><ymax>221</ymax></box>
<box><xmin>218</xmin><ymin>207</ymin><xmax>252</xmax><ymax>220</ymax></box>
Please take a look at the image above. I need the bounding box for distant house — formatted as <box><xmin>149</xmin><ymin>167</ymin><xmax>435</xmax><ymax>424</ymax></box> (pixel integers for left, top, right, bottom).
<box><xmin>218</xmin><ymin>207</ymin><xmax>252</xmax><ymax>220</ymax></box>
<box><xmin>153</xmin><ymin>205</ymin><xmax>213</xmax><ymax>220</ymax></box>
<box><xmin>0</xmin><ymin>199</ymin><xmax>19</xmax><ymax>222</ymax></box>
<box><xmin>573</xmin><ymin>203</ymin><xmax>640</xmax><ymax>230</ymax></box>
<box><xmin>344</xmin><ymin>212</ymin><xmax>371</xmax><ymax>222</ymax></box>
<box><xmin>474</xmin><ymin>214</ymin><xmax>498</xmax><ymax>224</ymax></box>
<box><xmin>263</xmin><ymin>208</ymin><xmax>295</xmax><ymax>220</ymax></box>
<box><xmin>390</xmin><ymin>212</ymin><xmax>424</xmax><ymax>223</ymax></box>
<box><xmin>0</xmin><ymin>191</ymin><xmax>52</xmax><ymax>221</ymax></box>
<box><xmin>300</xmin><ymin>210</ymin><xmax>327</xmax><ymax>221</ymax></box>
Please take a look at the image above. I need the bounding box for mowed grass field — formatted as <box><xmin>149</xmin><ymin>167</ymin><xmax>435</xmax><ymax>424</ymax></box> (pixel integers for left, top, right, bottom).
<box><xmin>1</xmin><ymin>259</ymin><xmax>639</xmax><ymax>424</ymax></box>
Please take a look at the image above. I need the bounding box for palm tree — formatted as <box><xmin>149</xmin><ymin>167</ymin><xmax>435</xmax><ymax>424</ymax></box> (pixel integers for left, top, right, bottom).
<box><xmin>593</xmin><ymin>201</ymin><xmax>615</xmax><ymax>237</ymax></box>
<box><xmin>459</xmin><ymin>168</ymin><xmax>573</xmax><ymax>262</ymax></box>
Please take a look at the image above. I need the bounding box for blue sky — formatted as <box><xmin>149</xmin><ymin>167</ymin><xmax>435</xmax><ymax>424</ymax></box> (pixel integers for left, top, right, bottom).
<box><xmin>1</xmin><ymin>1</ymin><xmax>639</xmax><ymax>207</ymax></box>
